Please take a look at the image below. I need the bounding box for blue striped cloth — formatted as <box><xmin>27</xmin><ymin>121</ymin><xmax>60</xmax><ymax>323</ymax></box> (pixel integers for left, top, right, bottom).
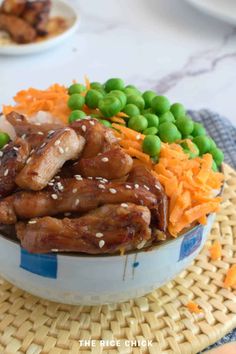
<box><xmin>189</xmin><ymin>110</ymin><xmax>236</xmax><ymax>352</ymax></box>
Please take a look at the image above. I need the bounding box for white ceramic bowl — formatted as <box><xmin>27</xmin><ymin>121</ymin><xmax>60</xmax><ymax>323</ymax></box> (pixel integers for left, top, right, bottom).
<box><xmin>0</xmin><ymin>214</ymin><xmax>215</xmax><ymax>305</ymax></box>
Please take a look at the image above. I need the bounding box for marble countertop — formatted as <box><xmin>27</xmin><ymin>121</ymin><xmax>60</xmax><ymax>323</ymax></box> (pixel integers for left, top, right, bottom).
<box><xmin>0</xmin><ymin>0</ymin><xmax>236</xmax><ymax>126</ymax></box>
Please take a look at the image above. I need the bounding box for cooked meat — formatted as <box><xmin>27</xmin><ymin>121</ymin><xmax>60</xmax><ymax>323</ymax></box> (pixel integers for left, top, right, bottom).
<box><xmin>128</xmin><ymin>163</ymin><xmax>168</xmax><ymax>232</ymax></box>
<box><xmin>0</xmin><ymin>178</ymin><xmax>158</xmax><ymax>223</ymax></box>
<box><xmin>73</xmin><ymin>146</ymin><xmax>133</xmax><ymax>179</ymax></box>
<box><xmin>22</xmin><ymin>0</ymin><xmax>51</xmax><ymax>35</ymax></box>
<box><xmin>6</xmin><ymin>111</ymin><xmax>64</xmax><ymax>148</ymax></box>
<box><xmin>0</xmin><ymin>13</ymin><xmax>36</xmax><ymax>43</ymax></box>
<box><xmin>70</xmin><ymin>118</ymin><xmax>117</xmax><ymax>158</ymax></box>
<box><xmin>15</xmin><ymin>128</ymin><xmax>85</xmax><ymax>191</ymax></box>
<box><xmin>1</xmin><ymin>0</ymin><xmax>26</xmax><ymax>16</ymax></box>
<box><xmin>16</xmin><ymin>203</ymin><xmax>152</xmax><ymax>254</ymax></box>
<box><xmin>0</xmin><ymin>137</ymin><xmax>30</xmax><ymax>198</ymax></box>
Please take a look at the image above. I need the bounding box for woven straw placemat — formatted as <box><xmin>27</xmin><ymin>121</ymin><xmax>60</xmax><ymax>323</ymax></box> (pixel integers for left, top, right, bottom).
<box><xmin>0</xmin><ymin>163</ymin><xmax>235</xmax><ymax>354</ymax></box>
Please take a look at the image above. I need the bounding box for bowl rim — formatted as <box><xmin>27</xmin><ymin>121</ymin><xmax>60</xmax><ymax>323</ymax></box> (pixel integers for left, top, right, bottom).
<box><xmin>0</xmin><ymin>166</ymin><xmax>224</xmax><ymax>259</ymax></box>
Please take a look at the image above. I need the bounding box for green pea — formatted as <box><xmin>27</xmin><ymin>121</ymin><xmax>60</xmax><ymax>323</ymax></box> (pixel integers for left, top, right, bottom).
<box><xmin>105</xmin><ymin>78</ymin><xmax>125</xmax><ymax>92</ymax></box>
<box><xmin>91</xmin><ymin>113</ymin><xmax>101</xmax><ymax>119</ymax></box>
<box><xmin>109</xmin><ymin>90</ymin><xmax>127</xmax><ymax>109</ymax></box>
<box><xmin>68</xmin><ymin>110</ymin><xmax>87</xmax><ymax>123</ymax></box>
<box><xmin>208</xmin><ymin>137</ymin><xmax>217</xmax><ymax>150</ymax></box>
<box><xmin>126</xmin><ymin>95</ymin><xmax>145</xmax><ymax>111</ymax></box>
<box><xmin>186</xmin><ymin>135</ymin><xmax>194</xmax><ymax>140</ymax></box>
<box><xmin>142</xmin><ymin>91</ymin><xmax>156</xmax><ymax>108</ymax></box>
<box><xmin>192</xmin><ymin>122</ymin><xmax>206</xmax><ymax>137</ymax></box>
<box><xmin>98</xmin><ymin>96</ymin><xmax>122</xmax><ymax>117</ymax></box>
<box><xmin>159</xmin><ymin>111</ymin><xmax>175</xmax><ymax>125</ymax></box>
<box><xmin>124</xmin><ymin>85</ymin><xmax>141</xmax><ymax>94</ymax></box>
<box><xmin>212</xmin><ymin>160</ymin><xmax>218</xmax><ymax>172</ymax></box>
<box><xmin>68</xmin><ymin>83</ymin><xmax>86</xmax><ymax>95</ymax></box>
<box><xmin>151</xmin><ymin>95</ymin><xmax>171</xmax><ymax>115</ymax></box>
<box><xmin>142</xmin><ymin>108</ymin><xmax>153</xmax><ymax>114</ymax></box>
<box><xmin>143</xmin><ymin>127</ymin><xmax>158</xmax><ymax>135</ymax></box>
<box><xmin>68</xmin><ymin>94</ymin><xmax>85</xmax><ymax>110</ymax></box>
<box><xmin>90</xmin><ymin>82</ymin><xmax>104</xmax><ymax>91</ymax></box>
<box><xmin>142</xmin><ymin>135</ymin><xmax>161</xmax><ymax>156</ymax></box>
<box><xmin>158</xmin><ymin>122</ymin><xmax>181</xmax><ymax>143</ymax></box>
<box><xmin>170</xmin><ymin>103</ymin><xmax>186</xmax><ymax>119</ymax></box>
<box><xmin>182</xmin><ymin>142</ymin><xmax>199</xmax><ymax>158</ymax></box>
<box><xmin>209</xmin><ymin>147</ymin><xmax>224</xmax><ymax>166</ymax></box>
<box><xmin>144</xmin><ymin>113</ymin><xmax>159</xmax><ymax>128</ymax></box>
<box><xmin>85</xmin><ymin>89</ymin><xmax>103</xmax><ymax>109</ymax></box>
<box><xmin>122</xmin><ymin>104</ymin><xmax>140</xmax><ymax>117</ymax></box>
<box><xmin>128</xmin><ymin>115</ymin><xmax>148</xmax><ymax>132</ymax></box>
<box><xmin>123</xmin><ymin>87</ymin><xmax>141</xmax><ymax>96</ymax></box>
<box><xmin>0</xmin><ymin>132</ymin><xmax>10</xmax><ymax>148</ymax></box>
<box><xmin>193</xmin><ymin>136</ymin><xmax>212</xmax><ymax>155</ymax></box>
<box><xmin>175</xmin><ymin>116</ymin><xmax>194</xmax><ymax>136</ymax></box>
<box><xmin>99</xmin><ymin>119</ymin><xmax>112</xmax><ymax>127</ymax></box>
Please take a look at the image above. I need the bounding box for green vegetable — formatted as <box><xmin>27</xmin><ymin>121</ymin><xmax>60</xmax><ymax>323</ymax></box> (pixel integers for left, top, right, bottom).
<box><xmin>68</xmin><ymin>83</ymin><xmax>86</xmax><ymax>95</ymax></box>
<box><xmin>158</xmin><ymin>122</ymin><xmax>181</xmax><ymax>143</ymax></box>
<box><xmin>192</xmin><ymin>122</ymin><xmax>206</xmax><ymax>137</ymax></box>
<box><xmin>85</xmin><ymin>89</ymin><xmax>103</xmax><ymax>109</ymax></box>
<box><xmin>193</xmin><ymin>136</ymin><xmax>212</xmax><ymax>155</ymax></box>
<box><xmin>186</xmin><ymin>135</ymin><xmax>194</xmax><ymax>140</ymax></box>
<box><xmin>126</xmin><ymin>95</ymin><xmax>145</xmax><ymax>111</ymax></box>
<box><xmin>90</xmin><ymin>82</ymin><xmax>104</xmax><ymax>91</ymax></box>
<box><xmin>212</xmin><ymin>160</ymin><xmax>218</xmax><ymax>172</ymax></box>
<box><xmin>175</xmin><ymin>116</ymin><xmax>194</xmax><ymax>136</ymax></box>
<box><xmin>0</xmin><ymin>132</ymin><xmax>10</xmax><ymax>148</ymax></box>
<box><xmin>91</xmin><ymin>113</ymin><xmax>101</xmax><ymax>119</ymax></box>
<box><xmin>142</xmin><ymin>135</ymin><xmax>161</xmax><ymax>156</ymax></box>
<box><xmin>99</xmin><ymin>119</ymin><xmax>112</xmax><ymax>127</ymax></box>
<box><xmin>98</xmin><ymin>96</ymin><xmax>121</xmax><ymax>117</ymax></box>
<box><xmin>144</xmin><ymin>113</ymin><xmax>159</xmax><ymax>128</ymax></box>
<box><xmin>170</xmin><ymin>103</ymin><xmax>186</xmax><ymax>119</ymax></box>
<box><xmin>182</xmin><ymin>142</ymin><xmax>199</xmax><ymax>159</ymax></box>
<box><xmin>151</xmin><ymin>95</ymin><xmax>171</xmax><ymax>115</ymax></box>
<box><xmin>143</xmin><ymin>127</ymin><xmax>158</xmax><ymax>135</ymax></box>
<box><xmin>122</xmin><ymin>104</ymin><xmax>140</xmax><ymax>117</ymax></box>
<box><xmin>159</xmin><ymin>111</ymin><xmax>175</xmax><ymax>125</ymax></box>
<box><xmin>68</xmin><ymin>110</ymin><xmax>87</xmax><ymax>123</ymax></box>
<box><xmin>208</xmin><ymin>137</ymin><xmax>217</xmax><ymax>150</ymax></box>
<box><xmin>105</xmin><ymin>78</ymin><xmax>125</xmax><ymax>92</ymax></box>
<box><xmin>209</xmin><ymin>147</ymin><xmax>224</xmax><ymax>166</ymax></box>
<box><xmin>109</xmin><ymin>90</ymin><xmax>127</xmax><ymax>109</ymax></box>
<box><xmin>123</xmin><ymin>87</ymin><xmax>141</xmax><ymax>96</ymax></box>
<box><xmin>68</xmin><ymin>94</ymin><xmax>85</xmax><ymax>110</ymax></box>
<box><xmin>142</xmin><ymin>90</ymin><xmax>156</xmax><ymax>108</ymax></box>
<box><xmin>128</xmin><ymin>115</ymin><xmax>148</xmax><ymax>132</ymax></box>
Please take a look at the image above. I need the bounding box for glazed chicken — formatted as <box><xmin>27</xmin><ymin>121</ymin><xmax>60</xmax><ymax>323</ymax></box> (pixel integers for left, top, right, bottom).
<box><xmin>22</xmin><ymin>0</ymin><xmax>51</xmax><ymax>35</ymax></box>
<box><xmin>16</xmin><ymin>203</ymin><xmax>152</xmax><ymax>254</ymax></box>
<box><xmin>0</xmin><ymin>178</ymin><xmax>158</xmax><ymax>223</ymax></box>
<box><xmin>1</xmin><ymin>0</ymin><xmax>26</xmax><ymax>16</ymax></box>
<box><xmin>0</xmin><ymin>113</ymin><xmax>169</xmax><ymax>254</ymax></box>
<box><xmin>0</xmin><ymin>13</ymin><xmax>36</xmax><ymax>43</ymax></box>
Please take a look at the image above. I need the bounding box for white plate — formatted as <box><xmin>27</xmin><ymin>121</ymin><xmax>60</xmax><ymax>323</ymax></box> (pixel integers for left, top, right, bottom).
<box><xmin>185</xmin><ymin>0</ymin><xmax>236</xmax><ymax>26</ymax></box>
<box><xmin>0</xmin><ymin>0</ymin><xmax>79</xmax><ymax>55</ymax></box>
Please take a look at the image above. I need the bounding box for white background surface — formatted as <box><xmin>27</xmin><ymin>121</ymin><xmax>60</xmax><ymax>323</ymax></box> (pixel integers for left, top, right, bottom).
<box><xmin>0</xmin><ymin>0</ymin><xmax>236</xmax><ymax>126</ymax></box>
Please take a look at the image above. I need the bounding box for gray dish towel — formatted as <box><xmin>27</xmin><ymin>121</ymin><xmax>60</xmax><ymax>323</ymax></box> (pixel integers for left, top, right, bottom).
<box><xmin>188</xmin><ymin>110</ymin><xmax>236</xmax><ymax>352</ymax></box>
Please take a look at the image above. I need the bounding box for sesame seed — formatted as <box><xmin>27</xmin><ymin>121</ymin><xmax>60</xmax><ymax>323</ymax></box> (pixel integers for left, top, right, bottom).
<box><xmin>109</xmin><ymin>188</ymin><xmax>117</xmax><ymax>194</ymax></box>
<box><xmin>72</xmin><ymin>188</ymin><xmax>77</xmax><ymax>193</ymax></box>
<box><xmin>50</xmin><ymin>179</ymin><xmax>55</xmax><ymax>183</ymax></box>
<box><xmin>64</xmin><ymin>212</ymin><xmax>71</xmax><ymax>217</ymax></box>
<box><xmin>144</xmin><ymin>185</ymin><xmax>150</xmax><ymax>191</ymax></box>
<box><xmin>26</xmin><ymin>157</ymin><xmax>32</xmax><ymax>163</ymax></box>
<box><xmin>155</xmin><ymin>184</ymin><xmax>161</xmax><ymax>190</ymax></box>
<box><xmin>102</xmin><ymin>178</ymin><xmax>108</xmax><ymax>182</ymax></box>
<box><xmin>57</xmin><ymin>183</ymin><xmax>64</xmax><ymax>191</ymax></box>
<box><xmin>51</xmin><ymin>249</ymin><xmax>59</xmax><ymax>252</ymax></box>
<box><xmin>87</xmin><ymin>177</ymin><xmax>93</xmax><ymax>180</ymax></box>
<box><xmin>30</xmin><ymin>149</ymin><xmax>35</xmax><ymax>155</ymax></box>
<box><xmin>75</xmin><ymin>198</ymin><xmax>80</xmax><ymax>206</ymax></box>
<box><xmin>0</xmin><ymin>151</ymin><xmax>3</xmax><ymax>157</ymax></box>
<box><xmin>81</xmin><ymin>125</ymin><xmax>87</xmax><ymax>132</ymax></box>
<box><xmin>13</xmin><ymin>147</ymin><xmax>19</xmax><ymax>151</ymax></box>
<box><xmin>101</xmin><ymin>157</ymin><xmax>109</xmax><ymax>162</ymax></box>
<box><xmin>40</xmin><ymin>143</ymin><xmax>46</xmax><ymax>149</ymax></box>
<box><xmin>51</xmin><ymin>194</ymin><xmax>58</xmax><ymax>200</ymax></box>
<box><xmin>35</xmin><ymin>122</ymin><xmax>41</xmax><ymax>126</ymax></box>
<box><xmin>125</xmin><ymin>184</ymin><xmax>132</xmax><ymax>189</ymax></box>
<box><xmin>48</xmin><ymin>182</ymin><xmax>54</xmax><ymax>186</ymax></box>
<box><xmin>74</xmin><ymin>175</ymin><xmax>83</xmax><ymax>181</ymax></box>
<box><xmin>48</xmin><ymin>130</ymin><xmax>55</xmax><ymax>135</ymax></box>
<box><xmin>95</xmin><ymin>232</ymin><xmax>104</xmax><ymax>238</ymax></box>
<box><xmin>65</xmin><ymin>147</ymin><xmax>69</xmax><ymax>152</ymax></box>
<box><xmin>28</xmin><ymin>220</ymin><xmax>37</xmax><ymax>224</ymax></box>
<box><xmin>64</xmin><ymin>128</ymin><xmax>71</xmax><ymax>132</ymax></box>
<box><xmin>95</xmin><ymin>177</ymin><xmax>103</xmax><ymax>180</ymax></box>
<box><xmin>99</xmin><ymin>180</ymin><xmax>106</xmax><ymax>184</ymax></box>
<box><xmin>54</xmin><ymin>140</ymin><xmax>61</xmax><ymax>146</ymax></box>
<box><xmin>136</xmin><ymin>134</ymin><xmax>141</xmax><ymax>140</ymax></box>
<box><xmin>134</xmin><ymin>184</ymin><xmax>139</xmax><ymax>189</ymax></box>
<box><xmin>38</xmin><ymin>131</ymin><xmax>44</xmax><ymax>135</ymax></box>
<box><xmin>137</xmin><ymin>240</ymin><xmax>146</xmax><ymax>249</ymax></box>
<box><xmin>4</xmin><ymin>169</ymin><xmax>9</xmax><ymax>176</ymax></box>
<box><xmin>21</xmin><ymin>134</ymin><xmax>26</xmax><ymax>139</ymax></box>
<box><xmin>55</xmin><ymin>176</ymin><xmax>60</xmax><ymax>179</ymax></box>
<box><xmin>58</xmin><ymin>147</ymin><xmax>64</xmax><ymax>154</ymax></box>
<box><xmin>89</xmin><ymin>120</ymin><xmax>95</xmax><ymax>126</ymax></box>
<box><xmin>98</xmin><ymin>184</ymin><xmax>105</xmax><ymax>189</ymax></box>
<box><xmin>121</xmin><ymin>203</ymin><xmax>129</xmax><ymax>208</ymax></box>
<box><xmin>99</xmin><ymin>240</ymin><xmax>105</xmax><ymax>248</ymax></box>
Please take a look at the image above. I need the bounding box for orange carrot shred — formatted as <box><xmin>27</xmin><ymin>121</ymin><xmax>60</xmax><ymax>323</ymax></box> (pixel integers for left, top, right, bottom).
<box><xmin>84</xmin><ymin>75</ymin><xmax>91</xmax><ymax>90</ymax></box>
<box><xmin>224</xmin><ymin>265</ymin><xmax>236</xmax><ymax>288</ymax></box>
<box><xmin>209</xmin><ymin>240</ymin><xmax>222</xmax><ymax>261</ymax></box>
<box><xmin>186</xmin><ymin>302</ymin><xmax>203</xmax><ymax>314</ymax></box>
<box><xmin>110</xmin><ymin>117</ymin><xmax>126</xmax><ymax>124</ymax></box>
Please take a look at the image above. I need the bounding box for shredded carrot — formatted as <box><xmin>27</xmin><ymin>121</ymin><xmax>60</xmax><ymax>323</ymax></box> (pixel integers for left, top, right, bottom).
<box><xmin>209</xmin><ymin>240</ymin><xmax>222</xmax><ymax>261</ymax></box>
<box><xmin>124</xmin><ymin>147</ymin><xmax>151</xmax><ymax>164</ymax></box>
<box><xmin>186</xmin><ymin>302</ymin><xmax>203</xmax><ymax>314</ymax></box>
<box><xmin>119</xmin><ymin>139</ymin><xmax>142</xmax><ymax>151</ymax></box>
<box><xmin>224</xmin><ymin>265</ymin><xmax>236</xmax><ymax>288</ymax></box>
<box><xmin>117</xmin><ymin>112</ymin><xmax>129</xmax><ymax>118</ymax></box>
<box><xmin>112</xmin><ymin>123</ymin><xmax>145</xmax><ymax>141</ymax></box>
<box><xmin>110</xmin><ymin>117</ymin><xmax>126</xmax><ymax>124</ymax></box>
<box><xmin>84</xmin><ymin>75</ymin><xmax>91</xmax><ymax>90</ymax></box>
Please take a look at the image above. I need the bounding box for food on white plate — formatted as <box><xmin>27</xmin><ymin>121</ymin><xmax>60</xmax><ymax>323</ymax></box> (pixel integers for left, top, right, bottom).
<box><xmin>0</xmin><ymin>78</ymin><xmax>224</xmax><ymax>254</ymax></box>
